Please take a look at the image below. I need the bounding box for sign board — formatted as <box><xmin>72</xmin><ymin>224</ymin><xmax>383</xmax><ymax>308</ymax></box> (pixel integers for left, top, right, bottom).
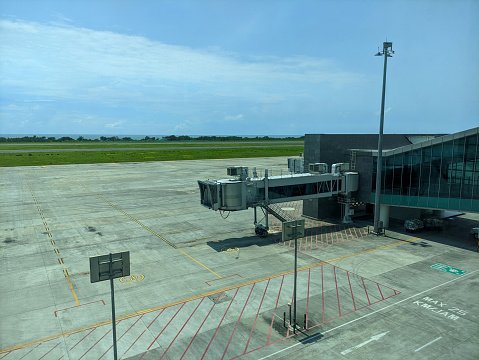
<box><xmin>90</xmin><ymin>251</ymin><xmax>130</xmax><ymax>283</ymax></box>
<box><xmin>430</xmin><ymin>263</ymin><xmax>468</xmax><ymax>276</ymax></box>
<box><xmin>282</xmin><ymin>219</ymin><xmax>305</xmax><ymax>241</ymax></box>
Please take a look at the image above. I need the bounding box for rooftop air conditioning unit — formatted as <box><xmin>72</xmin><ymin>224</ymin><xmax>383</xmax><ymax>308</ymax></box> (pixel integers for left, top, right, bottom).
<box><xmin>227</xmin><ymin>166</ymin><xmax>249</xmax><ymax>180</ymax></box>
<box><xmin>332</xmin><ymin>163</ymin><xmax>350</xmax><ymax>174</ymax></box>
<box><xmin>288</xmin><ymin>158</ymin><xmax>304</xmax><ymax>173</ymax></box>
<box><xmin>309</xmin><ymin>163</ymin><xmax>328</xmax><ymax>174</ymax></box>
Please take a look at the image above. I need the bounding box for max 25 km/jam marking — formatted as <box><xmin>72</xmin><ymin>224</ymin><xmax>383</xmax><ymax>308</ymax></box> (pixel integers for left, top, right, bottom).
<box><xmin>413</xmin><ymin>296</ymin><xmax>467</xmax><ymax>321</ymax></box>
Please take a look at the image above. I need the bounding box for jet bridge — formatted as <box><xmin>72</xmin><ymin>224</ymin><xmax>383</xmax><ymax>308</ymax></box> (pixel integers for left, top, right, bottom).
<box><xmin>198</xmin><ymin>163</ymin><xmax>359</xmax><ymax>236</ymax></box>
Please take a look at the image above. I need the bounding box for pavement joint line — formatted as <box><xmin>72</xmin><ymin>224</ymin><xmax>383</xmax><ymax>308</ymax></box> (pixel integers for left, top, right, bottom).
<box><xmin>69</xmin><ymin>271</ymin><xmax>91</xmax><ymax>277</ymax></box>
<box><xmin>159</xmin><ymin>228</ymin><xmax>200</xmax><ymax>235</ymax></box>
<box><xmin>74</xmin><ymin>180</ymin><xmax>222</xmax><ymax>278</ymax></box>
<box><xmin>0</xmin><ymin>234</ymin><xmax>422</xmax><ymax>354</ymax></box>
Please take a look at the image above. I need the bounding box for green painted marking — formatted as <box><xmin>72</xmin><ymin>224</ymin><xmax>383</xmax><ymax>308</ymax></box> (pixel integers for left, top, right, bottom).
<box><xmin>430</xmin><ymin>263</ymin><xmax>468</xmax><ymax>276</ymax></box>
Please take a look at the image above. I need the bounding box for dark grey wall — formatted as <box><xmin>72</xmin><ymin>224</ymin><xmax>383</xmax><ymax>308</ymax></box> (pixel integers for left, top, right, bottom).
<box><xmin>303</xmin><ymin>134</ymin><xmax>412</xmax><ymax>219</ymax></box>
<box><xmin>304</xmin><ymin>134</ymin><xmax>412</xmax><ymax>168</ymax></box>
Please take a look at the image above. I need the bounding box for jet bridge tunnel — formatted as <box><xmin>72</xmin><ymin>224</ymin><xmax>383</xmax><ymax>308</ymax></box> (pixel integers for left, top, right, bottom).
<box><xmin>198</xmin><ymin>164</ymin><xmax>359</xmax><ymax>236</ymax></box>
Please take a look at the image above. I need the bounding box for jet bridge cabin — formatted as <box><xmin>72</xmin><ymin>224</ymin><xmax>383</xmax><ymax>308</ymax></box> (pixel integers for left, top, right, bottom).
<box><xmin>198</xmin><ymin>164</ymin><xmax>357</xmax><ymax>208</ymax></box>
<box><xmin>198</xmin><ymin>164</ymin><xmax>358</xmax><ymax>236</ymax></box>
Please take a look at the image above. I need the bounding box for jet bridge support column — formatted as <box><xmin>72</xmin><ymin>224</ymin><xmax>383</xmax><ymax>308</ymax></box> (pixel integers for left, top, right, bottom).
<box><xmin>379</xmin><ymin>204</ymin><xmax>390</xmax><ymax>229</ymax></box>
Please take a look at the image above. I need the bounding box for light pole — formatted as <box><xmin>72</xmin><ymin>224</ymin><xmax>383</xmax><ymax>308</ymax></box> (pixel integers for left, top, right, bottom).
<box><xmin>373</xmin><ymin>41</ymin><xmax>394</xmax><ymax>234</ymax></box>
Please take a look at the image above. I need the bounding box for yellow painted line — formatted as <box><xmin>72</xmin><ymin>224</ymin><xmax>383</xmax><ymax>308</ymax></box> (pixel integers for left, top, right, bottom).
<box><xmin>54</xmin><ymin>249</ymin><xmax>59</xmax><ymax>254</ymax></box>
<box><xmin>58</xmin><ymin>258</ymin><xmax>63</xmax><ymax>265</ymax></box>
<box><xmin>51</xmin><ymin>240</ymin><xmax>55</xmax><ymax>245</ymax></box>
<box><xmin>48</xmin><ymin>233</ymin><xmax>52</xmax><ymax>238</ymax></box>
<box><xmin>75</xmin><ymin>181</ymin><xmax>222</xmax><ymax>278</ymax></box>
<box><xmin>63</xmin><ymin>269</ymin><xmax>80</xmax><ymax>306</ymax></box>
<box><xmin>45</xmin><ymin>227</ymin><xmax>49</xmax><ymax>231</ymax></box>
<box><xmin>0</xmin><ymin>235</ymin><xmax>421</xmax><ymax>354</ymax></box>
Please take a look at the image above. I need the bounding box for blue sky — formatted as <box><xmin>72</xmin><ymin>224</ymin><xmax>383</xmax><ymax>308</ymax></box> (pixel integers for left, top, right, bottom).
<box><xmin>1</xmin><ymin>0</ymin><xmax>478</xmax><ymax>136</ymax></box>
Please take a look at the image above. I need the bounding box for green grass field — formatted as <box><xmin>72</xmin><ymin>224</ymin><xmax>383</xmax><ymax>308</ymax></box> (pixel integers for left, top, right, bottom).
<box><xmin>0</xmin><ymin>145</ymin><xmax>304</xmax><ymax>167</ymax></box>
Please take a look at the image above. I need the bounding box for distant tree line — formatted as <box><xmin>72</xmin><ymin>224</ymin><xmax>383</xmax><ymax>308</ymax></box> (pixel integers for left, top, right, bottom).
<box><xmin>162</xmin><ymin>135</ymin><xmax>304</xmax><ymax>141</ymax></box>
<box><xmin>0</xmin><ymin>135</ymin><xmax>304</xmax><ymax>143</ymax></box>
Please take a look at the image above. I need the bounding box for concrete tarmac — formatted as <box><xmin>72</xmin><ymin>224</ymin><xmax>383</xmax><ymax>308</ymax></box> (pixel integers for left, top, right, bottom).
<box><xmin>0</xmin><ymin>157</ymin><xmax>478</xmax><ymax>359</ymax></box>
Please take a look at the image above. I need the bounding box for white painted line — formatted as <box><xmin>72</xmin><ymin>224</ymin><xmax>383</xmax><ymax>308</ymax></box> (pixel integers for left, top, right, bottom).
<box><xmin>258</xmin><ymin>270</ymin><xmax>479</xmax><ymax>360</ymax></box>
<box><xmin>415</xmin><ymin>337</ymin><xmax>442</xmax><ymax>352</ymax></box>
<box><xmin>341</xmin><ymin>331</ymin><xmax>389</xmax><ymax>355</ymax></box>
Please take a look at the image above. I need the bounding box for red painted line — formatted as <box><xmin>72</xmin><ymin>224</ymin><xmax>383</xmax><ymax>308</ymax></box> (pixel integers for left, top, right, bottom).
<box><xmin>377</xmin><ymin>283</ymin><xmax>385</xmax><ymax>300</ymax></box>
<box><xmin>335</xmin><ymin>226</ymin><xmax>339</xmax><ymax>243</ymax></box>
<box><xmin>200</xmin><ymin>288</ymin><xmax>240</xmax><ymax>360</ymax></box>
<box><xmin>18</xmin><ymin>343</ymin><xmax>41</xmax><ymax>359</ymax></box>
<box><xmin>140</xmin><ymin>303</ymin><xmax>186</xmax><ymax>359</ymax></box>
<box><xmin>362</xmin><ymin>278</ymin><xmax>371</xmax><ymax>305</ymax></box>
<box><xmin>347</xmin><ymin>271</ymin><xmax>357</xmax><ymax>311</ymax></box>
<box><xmin>322</xmin><ymin>265</ymin><xmax>325</xmax><ymax>323</ymax></box>
<box><xmin>69</xmin><ymin>328</ymin><xmax>96</xmax><ymax>350</ymax></box>
<box><xmin>99</xmin><ymin>315</ymin><xmax>145</xmax><ymax>359</ymax></box>
<box><xmin>79</xmin><ymin>328</ymin><xmax>112</xmax><ymax>360</ymax></box>
<box><xmin>0</xmin><ymin>352</ymin><xmax>11</xmax><ymax>359</ymax></box>
<box><xmin>339</xmin><ymin>226</ymin><xmax>344</xmax><ymax>242</ymax></box>
<box><xmin>180</xmin><ymin>293</ymin><xmax>224</xmax><ymax>360</ymax></box>
<box><xmin>352</xmin><ymin>226</ymin><xmax>358</xmax><ymax>238</ymax></box>
<box><xmin>244</xmin><ymin>279</ymin><xmax>270</xmax><ymax>354</ymax></box>
<box><xmin>147</xmin><ymin>308</ymin><xmax>166</xmax><ymax>328</ymax></box>
<box><xmin>122</xmin><ymin>329</ymin><xmax>146</xmax><ymax>359</ymax></box>
<box><xmin>306</xmin><ymin>268</ymin><xmax>311</xmax><ymax>330</ymax></box>
<box><xmin>38</xmin><ymin>342</ymin><xmax>61</xmax><ymax>360</ymax></box>
<box><xmin>316</xmin><ymin>233</ymin><xmax>318</xmax><ymax>249</ymax></box>
<box><xmin>161</xmin><ymin>298</ymin><xmax>205</xmax><ymax>360</ymax></box>
<box><xmin>334</xmin><ymin>267</ymin><xmax>341</xmax><ymax>316</ymax></box>
<box><xmin>221</xmin><ymin>284</ymin><xmax>256</xmax><ymax>360</ymax></box>
<box><xmin>267</xmin><ymin>275</ymin><xmax>285</xmax><ymax>345</ymax></box>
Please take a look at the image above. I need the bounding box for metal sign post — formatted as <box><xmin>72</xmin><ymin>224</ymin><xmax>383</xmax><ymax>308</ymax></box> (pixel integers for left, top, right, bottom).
<box><xmin>90</xmin><ymin>251</ymin><xmax>130</xmax><ymax>360</ymax></box>
<box><xmin>293</xmin><ymin>220</ymin><xmax>298</xmax><ymax>333</ymax></box>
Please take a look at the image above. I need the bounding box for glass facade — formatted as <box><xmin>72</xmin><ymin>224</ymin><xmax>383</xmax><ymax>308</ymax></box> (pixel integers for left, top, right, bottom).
<box><xmin>372</xmin><ymin>132</ymin><xmax>479</xmax><ymax>212</ymax></box>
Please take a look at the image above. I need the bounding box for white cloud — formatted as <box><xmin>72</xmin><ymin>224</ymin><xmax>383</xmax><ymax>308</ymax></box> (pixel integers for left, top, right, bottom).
<box><xmin>105</xmin><ymin>120</ymin><xmax>126</xmax><ymax>129</ymax></box>
<box><xmin>0</xmin><ymin>19</ymin><xmax>362</xmax><ymax>105</ymax></box>
<box><xmin>224</xmin><ymin>114</ymin><xmax>244</xmax><ymax>122</ymax></box>
<box><xmin>0</xmin><ymin>19</ymin><xmax>370</xmax><ymax>135</ymax></box>
<box><xmin>374</xmin><ymin>107</ymin><xmax>392</xmax><ymax>116</ymax></box>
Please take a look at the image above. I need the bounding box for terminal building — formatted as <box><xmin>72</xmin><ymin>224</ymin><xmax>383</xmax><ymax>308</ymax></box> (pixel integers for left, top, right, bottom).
<box><xmin>303</xmin><ymin>127</ymin><xmax>479</xmax><ymax>227</ymax></box>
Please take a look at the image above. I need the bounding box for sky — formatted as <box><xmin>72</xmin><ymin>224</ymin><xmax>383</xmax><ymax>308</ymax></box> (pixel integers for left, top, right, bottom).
<box><xmin>0</xmin><ymin>0</ymin><xmax>478</xmax><ymax>136</ymax></box>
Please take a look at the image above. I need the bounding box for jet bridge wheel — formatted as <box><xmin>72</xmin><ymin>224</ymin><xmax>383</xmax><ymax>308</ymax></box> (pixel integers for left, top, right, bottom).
<box><xmin>255</xmin><ymin>225</ymin><xmax>268</xmax><ymax>237</ymax></box>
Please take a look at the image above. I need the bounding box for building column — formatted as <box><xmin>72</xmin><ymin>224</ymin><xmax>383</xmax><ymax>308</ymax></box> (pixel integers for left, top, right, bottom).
<box><xmin>379</xmin><ymin>204</ymin><xmax>390</xmax><ymax>229</ymax></box>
